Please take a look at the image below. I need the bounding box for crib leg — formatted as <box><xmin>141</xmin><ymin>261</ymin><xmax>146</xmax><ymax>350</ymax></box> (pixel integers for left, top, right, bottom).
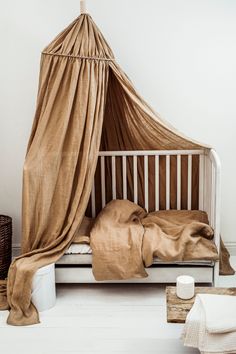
<box><xmin>213</xmin><ymin>261</ymin><xmax>219</xmax><ymax>287</ymax></box>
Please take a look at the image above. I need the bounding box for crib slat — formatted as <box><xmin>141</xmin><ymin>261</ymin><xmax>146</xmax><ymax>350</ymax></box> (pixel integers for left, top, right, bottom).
<box><xmin>187</xmin><ymin>155</ymin><xmax>192</xmax><ymax>210</ymax></box>
<box><xmin>100</xmin><ymin>156</ymin><xmax>106</xmax><ymax>208</ymax></box>
<box><xmin>122</xmin><ymin>156</ymin><xmax>127</xmax><ymax>199</ymax></box>
<box><xmin>133</xmin><ymin>155</ymin><xmax>138</xmax><ymax>203</ymax></box>
<box><xmin>91</xmin><ymin>182</ymin><xmax>96</xmax><ymax>217</ymax></box>
<box><xmin>199</xmin><ymin>154</ymin><xmax>204</xmax><ymax>210</ymax></box>
<box><xmin>177</xmin><ymin>154</ymin><xmax>181</xmax><ymax>210</ymax></box>
<box><xmin>112</xmin><ymin>156</ymin><xmax>116</xmax><ymax>199</ymax></box>
<box><xmin>144</xmin><ymin>155</ymin><xmax>149</xmax><ymax>212</ymax></box>
<box><xmin>166</xmin><ymin>155</ymin><xmax>170</xmax><ymax>210</ymax></box>
<box><xmin>155</xmin><ymin>155</ymin><xmax>159</xmax><ymax>211</ymax></box>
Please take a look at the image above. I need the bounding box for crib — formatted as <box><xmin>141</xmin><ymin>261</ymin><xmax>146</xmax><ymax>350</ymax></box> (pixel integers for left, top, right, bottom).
<box><xmin>55</xmin><ymin>148</ymin><xmax>221</xmax><ymax>285</ymax></box>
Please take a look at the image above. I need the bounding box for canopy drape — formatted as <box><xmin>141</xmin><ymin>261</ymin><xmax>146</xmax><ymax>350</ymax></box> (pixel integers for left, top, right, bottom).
<box><xmin>2</xmin><ymin>14</ymin><xmax>111</xmax><ymax>325</ymax></box>
<box><xmin>0</xmin><ymin>14</ymin><xmax>211</xmax><ymax>325</ymax></box>
<box><xmin>97</xmin><ymin>63</ymin><xmax>205</xmax><ymax>213</ymax></box>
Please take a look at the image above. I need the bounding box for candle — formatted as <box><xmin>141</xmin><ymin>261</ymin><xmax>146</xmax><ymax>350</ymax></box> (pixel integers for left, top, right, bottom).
<box><xmin>176</xmin><ymin>275</ymin><xmax>195</xmax><ymax>300</ymax></box>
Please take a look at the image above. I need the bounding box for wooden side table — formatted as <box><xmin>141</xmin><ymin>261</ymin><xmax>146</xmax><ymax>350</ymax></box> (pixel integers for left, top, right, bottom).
<box><xmin>166</xmin><ymin>286</ymin><xmax>236</xmax><ymax>323</ymax></box>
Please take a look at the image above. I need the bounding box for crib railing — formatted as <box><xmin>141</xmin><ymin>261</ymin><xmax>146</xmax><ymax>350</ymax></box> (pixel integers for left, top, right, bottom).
<box><xmin>90</xmin><ymin>149</ymin><xmax>221</xmax><ymax>250</ymax></box>
<box><xmin>91</xmin><ymin>149</ymin><xmax>203</xmax><ymax>214</ymax></box>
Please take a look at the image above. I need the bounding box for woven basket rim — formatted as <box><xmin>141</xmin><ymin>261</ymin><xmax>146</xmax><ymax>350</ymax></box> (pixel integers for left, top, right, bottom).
<box><xmin>0</xmin><ymin>215</ymin><xmax>12</xmax><ymax>227</ymax></box>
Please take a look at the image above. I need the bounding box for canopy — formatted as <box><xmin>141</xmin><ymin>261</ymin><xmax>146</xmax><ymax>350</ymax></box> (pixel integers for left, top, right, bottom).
<box><xmin>1</xmin><ymin>14</ymin><xmax>209</xmax><ymax>325</ymax></box>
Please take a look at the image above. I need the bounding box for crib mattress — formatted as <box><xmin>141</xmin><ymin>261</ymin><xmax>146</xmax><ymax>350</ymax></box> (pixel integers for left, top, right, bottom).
<box><xmin>58</xmin><ymin>244</ymin><xmax>214</xmax><ymax>266</ymax></box>
<box><xmin>66</xmin><ymin>243</ymin><xmax>92</xmax><ymax>254</ymax></box>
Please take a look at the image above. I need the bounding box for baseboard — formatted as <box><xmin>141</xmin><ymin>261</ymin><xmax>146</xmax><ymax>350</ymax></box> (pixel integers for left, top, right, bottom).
<box><xmin>12</xmin><ymin>242</ymin><xmax>236</xmax><ymax>257</ymax></box>
<box><xmin>224</xmin><ymin>242</ymin><xmax>236</xmax><ymax>256</ymax></box>
<box><xmin>12</xmin><ymin>243</ymin><xmax>21</xmax><ymax>257</ymax></box>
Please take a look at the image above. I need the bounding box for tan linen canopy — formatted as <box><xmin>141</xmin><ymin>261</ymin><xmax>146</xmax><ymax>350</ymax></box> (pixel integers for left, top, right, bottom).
<box><xmin>0</xmin><ymin>14</ymin><xmax>212</xmax><ymax>325</ymax></box>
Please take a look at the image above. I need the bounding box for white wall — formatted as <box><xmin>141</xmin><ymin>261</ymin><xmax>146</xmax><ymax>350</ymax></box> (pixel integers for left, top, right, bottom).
<box><xmin>0</xmin><ymin>0</ymin><xmax>236</xmax><ymax>247</ymax></box>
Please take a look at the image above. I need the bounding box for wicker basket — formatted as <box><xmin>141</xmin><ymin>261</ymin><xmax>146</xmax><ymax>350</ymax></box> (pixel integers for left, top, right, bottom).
<box><xmin>0</xmin><ymin>215</ymin><xmax>12</xmax><ymax>280</ymax></box>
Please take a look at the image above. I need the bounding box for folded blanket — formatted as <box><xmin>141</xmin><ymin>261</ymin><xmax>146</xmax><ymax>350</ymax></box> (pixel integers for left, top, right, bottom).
<box><xmin>200</xmin><ymin>294</ymin><xmax>236</xmax><ymax>334</ymax></box>
<box><xmin>90</xmin><ymin>200</ymin><xmax>219</xmax><ymax>281</ymax></box>
<box><xmin>182</xmin><ymin>294</ymin><xmax>236</xmax><ymax>353</ymax></box>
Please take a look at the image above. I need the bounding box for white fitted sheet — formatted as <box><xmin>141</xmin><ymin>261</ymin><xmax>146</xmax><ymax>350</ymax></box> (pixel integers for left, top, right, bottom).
<box><xmin>62</xmin><ymin>243</ymin><xmax>214</xmax><ymax>266</ymax></box>
<box><xmin>65</xmin><ymin>243</ymin><xmax>92</xmax><ymax>254</ymax></box>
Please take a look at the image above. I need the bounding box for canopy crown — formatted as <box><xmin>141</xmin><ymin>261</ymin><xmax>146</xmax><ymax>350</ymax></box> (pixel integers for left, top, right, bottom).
<box><xmin>43</xmin><ymin>14</ymin><xmax>115</xmax><ymax>61</ymax></box>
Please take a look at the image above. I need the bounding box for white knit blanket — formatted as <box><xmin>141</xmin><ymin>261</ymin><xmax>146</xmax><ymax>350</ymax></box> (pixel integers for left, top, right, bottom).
<box><xmin>182</xmin><ymin>294</ymin><xmax>236</xmax><ymax>354</ymax></box>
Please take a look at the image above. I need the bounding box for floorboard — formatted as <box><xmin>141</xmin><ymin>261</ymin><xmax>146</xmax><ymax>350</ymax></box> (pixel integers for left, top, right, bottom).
<box><xmin>0</xmin><ymin>257</ymin><xmax>235</xmax><ymax>354</ymax></box>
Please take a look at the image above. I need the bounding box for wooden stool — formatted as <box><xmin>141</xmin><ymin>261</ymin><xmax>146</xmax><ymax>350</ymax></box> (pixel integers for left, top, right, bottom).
<box><xmin>166</xmin><ymin>286</ymin><xmax>236</xmax><ymax>323</ymax></box>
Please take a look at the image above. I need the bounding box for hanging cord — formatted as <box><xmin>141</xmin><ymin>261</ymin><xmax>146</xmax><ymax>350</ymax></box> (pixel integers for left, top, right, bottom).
<box><xmin>80</xmin><ymin>0</ymin><xmax>87</xmax><ymax>14</ymax></box>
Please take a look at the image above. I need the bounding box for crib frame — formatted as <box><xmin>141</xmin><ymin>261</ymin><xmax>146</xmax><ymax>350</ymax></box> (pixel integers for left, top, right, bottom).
<box><xmin>56</xmin><ymin>148</ymin><xmax>221</xmax><ymax>285</ymax></box>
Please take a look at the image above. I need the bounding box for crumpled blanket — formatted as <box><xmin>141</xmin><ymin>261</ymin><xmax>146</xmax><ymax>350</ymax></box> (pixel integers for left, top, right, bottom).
<box><xmin>90</xmin><ymin>199</ymin><xmax>219</xmax><ymax>281</ymax></box>
<box><xmin>182</xmin><ymin>294</ymin><xmax>236</xmax><ymax>354</ymax></box>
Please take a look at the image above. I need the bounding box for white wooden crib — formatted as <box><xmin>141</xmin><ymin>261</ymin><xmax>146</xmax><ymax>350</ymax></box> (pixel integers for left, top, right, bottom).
<box><xmin>56</xmin><ymin>148</ymin><xmax>221</xmax><ymax>285</ymax></box>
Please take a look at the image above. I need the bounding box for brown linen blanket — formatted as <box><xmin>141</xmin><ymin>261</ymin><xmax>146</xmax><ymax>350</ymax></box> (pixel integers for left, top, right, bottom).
<box><xmin>90</xmin><ymin>200</ymin><xmax>219</xmax><ymax>281</ymax></box>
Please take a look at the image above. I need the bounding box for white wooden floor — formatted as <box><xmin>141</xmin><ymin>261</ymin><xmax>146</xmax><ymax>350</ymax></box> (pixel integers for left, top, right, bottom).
<box><xmin>1</xmin><ymin>258</ymin><xmax>236</xmax><ymax>354</ymax></box>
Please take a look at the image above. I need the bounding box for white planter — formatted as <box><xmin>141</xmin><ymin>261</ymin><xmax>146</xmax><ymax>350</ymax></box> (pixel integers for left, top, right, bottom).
<box><xmin>31</xmin><ymin>263</ymin><xmax>56</xmax><ymax>312</ymax></box>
